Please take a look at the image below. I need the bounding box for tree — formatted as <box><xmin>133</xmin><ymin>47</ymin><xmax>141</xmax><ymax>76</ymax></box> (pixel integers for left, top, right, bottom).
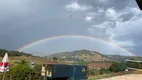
<box><xmin>109</xmin><ymin>62</ymin><xmax>127</xmax><ymax>72</ymax></box>
<box><xmin>9</xmin><ymin>61</ymin><xmax>41</xmax><ymax>80</ymax></box>
<box><xmin>0</xmin><ymin>49</ymin><xmax>32</xmax><ymax>57</ymax></box>
<box><xmin>99</xmin><ymin>68</ymin><xmax>106</xmax><ymax>75</ymax></box>
<box><xmin>10</xmin><ymin>64</ymin><xmax>33</xmax><ymax>80</ymax></box>
<box><xmin>77</xmin><ymin>60</ymin><xmax>88</xmax><ymax>66</ymax></box>
<box><xmin>53</xmin><ymin>57</ymin><xmax>57</xmax><ymax>63</ymax></box>
<box><xmin>109</xmin><ymin>62</ymin><xmax>120</xmax><ymax>72</ymax></box>
<box><xmin>15</xmin><ymin>60</ymin><xmax>29</xmax><ymax>65</ymax></box>
<box><xmin>32</xmin><ymin>64</ymin><xmax>42</xmax><ymax>77</ymax></box>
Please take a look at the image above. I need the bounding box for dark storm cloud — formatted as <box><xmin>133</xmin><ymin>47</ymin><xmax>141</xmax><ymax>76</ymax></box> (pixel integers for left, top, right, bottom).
<box><xmin>119</xmin><ymin>13</ymin><xmax>134</xmax><ymax>22</ymax></box>
<box><xmin>0</xmin><ymin>0</ymin><xmax>90</xmax><ymax>50</ymax></box>
<box><xmin>79</xmin><ymin>0</ymin><xmax>137</xmax><ymax>11</ymax></box>
<box><xmin>83</xmin><ymin>0</ymin><xmax>141</xmax><ymax>44</ymax></box>
<box><xmin>0</xmin><ymin>0</ymin><xmax>142</xmax><ymax>56</ymax></box>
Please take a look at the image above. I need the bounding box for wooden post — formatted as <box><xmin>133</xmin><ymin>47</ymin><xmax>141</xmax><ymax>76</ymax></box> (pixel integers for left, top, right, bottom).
<box><xmin>2</xmin><ymin>72</ymin><xmax>4</xmax><ymax>80</ymax></box>
<box><xmin>2</xmin><ymin>68</ymin><xmax>6</xmax><ymax>80</ymax></box>
<box><xmin>29</xmin><ymin>73</ymin><xmax>31</xmax><ymax>80</ymax></box>
<box><xmin>10</xmin><ymin>73</ymin><xmax>12</xmax><ymax>80</ymax></box>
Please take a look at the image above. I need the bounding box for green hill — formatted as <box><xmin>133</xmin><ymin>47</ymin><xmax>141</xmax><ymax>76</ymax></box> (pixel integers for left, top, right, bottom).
<box><xmin>49</xmin><ymin>49</ymin><xmax>142</xmax><ymax>62</ymax></box>
<box><xmin>0</xmin><ymin>49</ymin><xmax>32</xmax><ymax>56</ymax></box>
<box><xmin>49</xmin><ymin>49</ymin><xmax>107</xmax><ymax>62</ymax></box>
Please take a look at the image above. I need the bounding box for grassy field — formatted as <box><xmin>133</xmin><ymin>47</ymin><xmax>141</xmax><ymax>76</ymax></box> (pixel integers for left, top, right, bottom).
<box><xmin>0</xmin><ymin>56</ymin><xmax>55</xmax><ymax>66</ymax></box>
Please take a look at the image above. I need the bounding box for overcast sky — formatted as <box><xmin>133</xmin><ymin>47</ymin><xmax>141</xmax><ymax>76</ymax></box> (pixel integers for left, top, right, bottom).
<box><xmin>0</xmin><ymin>0</ymin><xmax>142</xmax><ymax>56</ymax></box>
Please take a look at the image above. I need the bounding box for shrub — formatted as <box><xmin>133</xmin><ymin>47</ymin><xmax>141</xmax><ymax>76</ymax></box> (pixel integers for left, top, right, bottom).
<box><xmin>10</xmin><ymin>64</ymin><xmax>33</xmax><ymax>80</ymax></box>
<box><xmin>109</xmin><ymin>62</ymin><xmax>127</xmax><ymax>72</ymax></box>
<box><xmin>99</xmin><ymin>68</ymin><xmax>106</xmax><ymax>75</ymax></box>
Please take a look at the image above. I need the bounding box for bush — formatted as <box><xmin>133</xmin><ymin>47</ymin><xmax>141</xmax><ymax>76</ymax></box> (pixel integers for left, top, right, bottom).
<box><xmin>10</xmin><ymin>64</ymin><xmax>33</xmax><ymax>80</ymax></box>
<box><xmin>32</xmin><ymin>64</ymin><xmax>42</xmax><ymax>76</ymax></box>
<box><xmin>99</xmin><ymin>68</ymin><xmax>106</xmax><ymax>75</ymax></box>
<box><xmin>126</xmin><ymin>61</ymin><xmax>142</xmax><ymax>69</ymax></box>
<box><xmin>109</xmin><ymin>62</ymin><xmax>127</xmax><ymax>72</ymax></box>
<box><xmin>87</xmin><ymin>68</ymin><xmax>106</xmax><ymax>76</ymax></box>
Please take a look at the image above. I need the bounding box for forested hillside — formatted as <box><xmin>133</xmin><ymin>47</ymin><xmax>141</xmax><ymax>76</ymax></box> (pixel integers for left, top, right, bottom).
<box><xmin>0</xmin><ymin>49</ymin><xmax>32</xmax><ymax>56</ymax></box>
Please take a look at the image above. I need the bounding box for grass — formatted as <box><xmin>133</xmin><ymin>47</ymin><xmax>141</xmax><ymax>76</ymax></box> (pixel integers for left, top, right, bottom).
<box><xmin>88</xmin><ymin>74</ymin><xmax>106</xmax><ymax>80</ymax></box>
<box><xmin>0</xmin><ymin>56</ymin><xmax>55</xmax><ymax>66</ymax></box>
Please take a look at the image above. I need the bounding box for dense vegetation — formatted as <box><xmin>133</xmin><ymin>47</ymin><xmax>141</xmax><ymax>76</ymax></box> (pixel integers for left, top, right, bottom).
<box><xmin>0</xmin><ymin>60</ymin><xmax>41</xmax><ymax>80</ymax></box>
<box><xmin>126</xmin><ymin>61</ymin><xmax>142</xmax><ymax>69</ymax></box>
<box><xmin>108</xmin><ymin>55</ymin><xmax>142</xmax><ymax>61</ymax></box>
<box><xmin>109</xmin><ymin>62</ymin><xmax>127</xmax><ymax>72</ymax></box>
<box><xmin>87</xmin><ymin>68</ymin><xmax>107</xmax><ymax>76</ymax></box>
<box><xmin>0</xmin><ymin>49</ymin><xmax>32</xmax><ymax>56</ymax></box>
<box><xmin>87</xmin><ymin>61</ymin><xmax>127</xmax><ymax>76</ymax></box>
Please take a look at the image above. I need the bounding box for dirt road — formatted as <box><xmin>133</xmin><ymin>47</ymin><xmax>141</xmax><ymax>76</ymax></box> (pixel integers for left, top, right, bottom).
<box><xmin>100</xmin><ymin>74</ymin><xmax>142</xmax><ymax>80</ymax></box>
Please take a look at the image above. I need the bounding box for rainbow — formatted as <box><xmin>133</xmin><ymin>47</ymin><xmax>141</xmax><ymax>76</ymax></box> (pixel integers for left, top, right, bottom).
<box><xmin>18</xmin><ymin>35</ymin><xmax>136</xmax><ymax>56</ymax></box>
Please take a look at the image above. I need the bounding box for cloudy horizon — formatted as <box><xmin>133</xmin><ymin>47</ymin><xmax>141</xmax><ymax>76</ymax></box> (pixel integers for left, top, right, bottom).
<box><xmin>0</xmin><ymin>0</ymin><xmax>142</xmax><ymax>56</ymax></box>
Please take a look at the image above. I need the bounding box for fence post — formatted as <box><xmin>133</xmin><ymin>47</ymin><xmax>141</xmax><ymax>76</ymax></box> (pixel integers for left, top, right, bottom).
<box><xmin>10</xmin><ymin>73</ymin><xmax>12</xmax><ymax>80</ymax></box>
<box><xmin>29</xmin><ymin>73</ymin><xmax>31</xmax><ymax>80</ymax></box>
<box><xmin>2</xmin><ymin>72</ymin><xmax>5</xmax><ymax>80</ymax></box>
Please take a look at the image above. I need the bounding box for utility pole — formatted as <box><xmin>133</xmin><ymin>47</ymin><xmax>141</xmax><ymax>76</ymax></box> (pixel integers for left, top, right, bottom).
<box><xmin>121</xmin><ymin>60</ymin><xmax>125</xmax><ymax>75</ymax></box>
<box><xmin>106</xmin><ymin>55</ymin><xmax>108</xmax><ymax>78</ymax></box>
<box><xmin>72</xmin><ymin>51</ymin><xmax>76</xmax><ymax>80</ymax></box>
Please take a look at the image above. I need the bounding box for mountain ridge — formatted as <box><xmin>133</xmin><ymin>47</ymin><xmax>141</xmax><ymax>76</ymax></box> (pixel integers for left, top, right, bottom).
<box><xmin>48</xmin><ymin>49</ymin><xmax>142</xmax><ymax>62</ymax></box>
<box><xmin>49</xmin><ymin>49</ymin><xmax>107</xmax><ymax>62</ymax></box>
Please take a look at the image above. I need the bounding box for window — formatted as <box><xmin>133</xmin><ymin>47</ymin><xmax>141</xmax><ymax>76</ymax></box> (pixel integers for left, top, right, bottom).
<box><xmin>82</xmin><ymin>68</ymin><xmax>86</xmax><ymax>72</ymax></box>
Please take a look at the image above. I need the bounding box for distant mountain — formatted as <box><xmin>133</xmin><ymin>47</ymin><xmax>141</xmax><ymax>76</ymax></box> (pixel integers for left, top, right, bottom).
<box><xmin>108</xmin><ymin>55</ymin><xmax>142</xmax><ymax>61</ymax></box>
<box><xmin>49</xmin><ymin>50</ymin><xmax>142</xmax><ymax>62</ymax></box>
<box><xmin>49</xmin><ymin>50</ymin><xmax>106</xmax><ymax>62</ymax></box>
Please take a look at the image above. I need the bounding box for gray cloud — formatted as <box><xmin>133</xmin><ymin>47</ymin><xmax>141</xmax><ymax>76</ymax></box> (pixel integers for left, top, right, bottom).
<box><xmin>119</xmin><ymin>13</ymin><xmax>133</xmax><ymax>22</ymax></box>
<box><xmin>0</xmin><ymin>0</ymin><xmax>142</xmax><ymax>56</ymax></box>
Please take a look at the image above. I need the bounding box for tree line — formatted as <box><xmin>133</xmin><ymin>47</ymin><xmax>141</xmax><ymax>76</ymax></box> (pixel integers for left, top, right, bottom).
<box><xmin>0</xmin><ymin>49</ymin><xmax>32</xmax><ymax>56</ymax></box>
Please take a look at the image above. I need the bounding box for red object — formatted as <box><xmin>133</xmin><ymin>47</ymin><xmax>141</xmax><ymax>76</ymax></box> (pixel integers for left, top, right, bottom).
<box><xmin>0</xmin><ymin>62</ymin><xmax>8</xmax><ymax>67</ymax></box>
<box><xmin>0</xmin><ymin>53</ymin><xmax>9</xmax><ymax>72</ymax></box>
